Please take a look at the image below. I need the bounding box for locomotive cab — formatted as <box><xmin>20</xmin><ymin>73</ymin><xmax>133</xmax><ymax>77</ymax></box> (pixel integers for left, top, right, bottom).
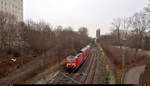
<box><xmin>65</xmin><ymin>52</ymin><xmax>83</xmax><ymax>70</ymax></box>
<box><xmin>65</xmin><ymin>45</ymin><xmax>91</xmax><ymax>72</ymax></box>
<box><xmin>65</xmin><ymin>55</ymin><xmax>77</xmax><ymax>70</ymax></box>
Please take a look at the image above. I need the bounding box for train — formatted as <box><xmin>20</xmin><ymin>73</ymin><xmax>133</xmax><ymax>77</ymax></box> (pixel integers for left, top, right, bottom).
<box><xmin>65</xmin><ymin>45</ymin><xmax>91</xmax><ymax>71</ymax></box>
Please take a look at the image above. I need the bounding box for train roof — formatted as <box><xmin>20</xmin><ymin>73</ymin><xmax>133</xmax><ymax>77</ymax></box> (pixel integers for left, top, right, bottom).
<box><xmin>80</xmin><ymin>47</ymin><xmax>87</xmax><ymax>51</ymax></box>
<box><xmin>67</xmin><ymin>52</ymin><xmax>81</xmax><ymax>58</ymax></box>
<box><xmin>81</xmin><ymin>45</ymin><xmax>90</xmax><ymax>51</ymax></box>
<box><xmin>68</xmin><ymin>55</ymin><xmax>73</xmax><ymax>58</ymax></box>
<box><xmin>86</xmin><ymin>45</ymin><xmax>90</xmax><ymax>48</ymax></box>
<box><xmin>68</xmin><ymin>54</ymin><xmax>76</xmax><ymax>58</ymax></box>
<box><xmin>76</xmin><ymin>53</ymin><xmax>82</xmax><ymax>57</ymax></box>
<box><xmin>77</xmin><ymin>53</ymin><xmax>81</xmax><ymax>55</ymax></box>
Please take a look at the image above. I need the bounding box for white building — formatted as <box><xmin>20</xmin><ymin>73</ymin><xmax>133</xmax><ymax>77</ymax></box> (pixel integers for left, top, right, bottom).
<box><xmin>0</xmin><ymin>0</ymin><xmax>23</xmax><ymax>22</ymax></box>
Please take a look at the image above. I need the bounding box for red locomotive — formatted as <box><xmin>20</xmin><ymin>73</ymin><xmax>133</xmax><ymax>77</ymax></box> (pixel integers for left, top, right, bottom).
<box><xmin>65</xmin><ymin>45</ymin><xmax>91</xmax><ymax>71</ymax></box>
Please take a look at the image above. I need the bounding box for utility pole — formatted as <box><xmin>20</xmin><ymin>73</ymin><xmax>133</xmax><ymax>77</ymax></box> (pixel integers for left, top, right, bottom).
<box><xmin>121</xmin><ymin>48</ymin><xmax>126</xmax><ymax>84</ymax></box>
<box><xmin>122</xmin><ymin>50</ymin><xmax>125</xmax><ymax>71</ymax></box>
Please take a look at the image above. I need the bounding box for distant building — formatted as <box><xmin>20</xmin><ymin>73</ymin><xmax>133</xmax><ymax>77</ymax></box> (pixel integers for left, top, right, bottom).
<box><xmin>96</xmin><ymin>28</ymin><xmax>101</xmax><ymax>42</ymax></box>
<box><xmin>96</xmin><ymin>29</ymin><xmax>101</xmax><ymax>38</ymax></box>
<box><xmin>0</xmin><ymin>0</ymin><xmax>23</xmax><ymax>22</ymax></box>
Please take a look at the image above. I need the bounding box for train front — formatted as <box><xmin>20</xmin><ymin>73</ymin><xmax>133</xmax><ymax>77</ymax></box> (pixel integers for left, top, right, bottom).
<box><xmin>65</xmin><ymin>55</ymin><xmax>77</xmax><ymax>71</ymax></box>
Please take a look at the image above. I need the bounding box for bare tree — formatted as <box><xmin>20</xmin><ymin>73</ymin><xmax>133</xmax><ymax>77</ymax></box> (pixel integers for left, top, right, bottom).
<box><xmin>122</xmin><ymin>17</ymin><xmax>131</xmax><ymax>40</ymax></box>
<box><xmin>79</xmin><ymin>27</ymin><xmax>88</xmax><ymax>36</ymax></box>
<box><xmin>130</xmin><ymin>12</ymin><xmax>150</xmax><ymax>58</ymax></box>
<box><xmin>78</xmin><ymin>27</ymin><xmax>89</xmax><ymax>46</ymax></box>
<box><xmin>120</xmin><ymin>17</ymin><xmax>132</xmax><ymax>73</ymax></box>
<box><xmin>112</xmin><ymin>18</ymin><xmax>122</xmax><ymax>48</ymax></box>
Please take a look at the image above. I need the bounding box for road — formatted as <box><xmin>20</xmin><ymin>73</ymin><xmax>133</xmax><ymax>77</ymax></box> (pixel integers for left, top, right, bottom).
<box><xmin>124</xmin><ymin>65</ymin><xmax>145</xmax><ymax>84</ymax></box>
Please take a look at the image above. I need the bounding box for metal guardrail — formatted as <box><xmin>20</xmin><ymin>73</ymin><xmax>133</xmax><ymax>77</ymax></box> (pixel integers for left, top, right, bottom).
<box><xmin>139</xmin><ymin>72</ymin><xmax>144</xmax><ymax>85</ymax></box>
<box><xmin>121</xmin><ymin>71</ymin><xmax>126</xmax><ymax>84</ymax></box>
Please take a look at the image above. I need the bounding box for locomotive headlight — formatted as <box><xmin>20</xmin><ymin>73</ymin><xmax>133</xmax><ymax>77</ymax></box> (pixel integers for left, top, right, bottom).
<box><xmin>67</xmin><ymin>64</ymin><xmax>70</xmax><ymax>66</ymax></box>
<box><xmin>72</xmin><ymin>63</ymin><xmax>76</xmax><ymax>66</ymax></box>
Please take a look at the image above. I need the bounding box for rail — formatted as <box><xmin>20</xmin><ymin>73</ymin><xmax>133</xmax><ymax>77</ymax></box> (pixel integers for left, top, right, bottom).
<box><xmin>49</xmin><ymin>46</ymin><xmax>99</xmax><ymax>84</ymax></box>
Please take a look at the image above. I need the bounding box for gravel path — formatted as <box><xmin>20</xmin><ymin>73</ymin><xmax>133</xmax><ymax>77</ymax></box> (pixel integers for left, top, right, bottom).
<box><xmin>124</xmin><ymin>65</ymin><xmax>145</xmax><ymax>84</ymax></box>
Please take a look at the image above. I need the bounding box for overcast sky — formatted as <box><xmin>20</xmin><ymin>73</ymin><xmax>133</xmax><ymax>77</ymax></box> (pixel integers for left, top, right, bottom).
<box><xmin>24</xmin><ymin>0</ymin><xmax>148</xmax><ymax>37</ymax></box>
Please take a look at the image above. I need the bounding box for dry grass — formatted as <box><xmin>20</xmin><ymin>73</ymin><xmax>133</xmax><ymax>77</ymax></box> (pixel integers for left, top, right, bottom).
<box><xmin>24</xmin><ymin>60</ymin><xmax>65</xmax><ymax>84</ymax></box>
<box><xmin>102</xmin><ymin>44</ymin><xmax>150</xmax><ymax>69</ymax></box>
<box><xmin>97</xmin><ymin>44</ymin><xmax>116</xmax><ymax>84</ymax></box>
<box><xmin>0</xmin><ymin>49</ymin><xmax>38</xmax><ymax>79</ymax></box>
<box><xmin>102</xmin><ymin>44</ymin><xmax>150</xmax><ymax>83</ymax></box>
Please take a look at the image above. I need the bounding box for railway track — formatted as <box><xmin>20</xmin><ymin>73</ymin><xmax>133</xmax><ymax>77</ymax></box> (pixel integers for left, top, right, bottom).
<box><xmin>85</xmin><ymin>52</ymin><xmax>97</xmax><ymax>84</ymax></box>
<box><xmin>47</xmin><ymin>46</ymin><xmax>100</xmax><ymax>84</ymax></box>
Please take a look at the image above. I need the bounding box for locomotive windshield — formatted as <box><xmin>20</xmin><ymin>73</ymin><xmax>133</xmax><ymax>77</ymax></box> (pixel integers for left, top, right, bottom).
<box><xmin>67</xmin><ymin>55</ymin><xmax>76</xmax><ymax>62</ymax></box>
<box><xmin>68</xmin><ymin>59</ymin><xmax>75</xmax><ymax>62</ymax></box>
